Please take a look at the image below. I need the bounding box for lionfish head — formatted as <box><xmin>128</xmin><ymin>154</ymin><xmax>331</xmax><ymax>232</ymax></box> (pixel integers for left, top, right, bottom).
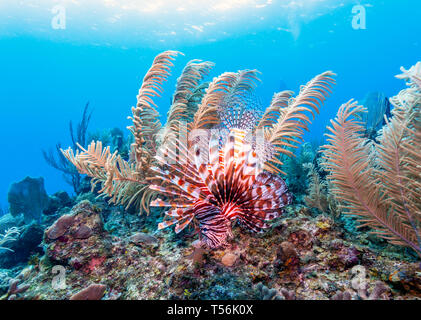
<box><xmin>193</xmin><ymin>201</ymin><xmax>233</xmax><ymax>249</ymax></box>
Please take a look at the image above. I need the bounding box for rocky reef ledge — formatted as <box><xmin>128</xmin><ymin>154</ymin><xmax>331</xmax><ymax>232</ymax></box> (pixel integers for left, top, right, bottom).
<box><xmin>1</xmin><ymin>201</ymin><xmax>420</xmax><ymax>300</ymax></box>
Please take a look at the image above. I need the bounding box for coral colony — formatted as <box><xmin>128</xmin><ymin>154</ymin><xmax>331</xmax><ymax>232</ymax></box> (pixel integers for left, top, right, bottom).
<box><xmin>1</xmin><ymin>51</ymin><xmax>420</xmax><ymax>300</ymax></box>
<box><xmin>62</xmin><ymin>51</ymin><xmax>336</xmax><ymax>248</ymax></box>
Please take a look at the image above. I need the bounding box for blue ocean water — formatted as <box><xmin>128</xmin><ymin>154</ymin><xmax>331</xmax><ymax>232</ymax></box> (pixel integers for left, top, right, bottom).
<box><xmin>0</xmin><ymin>0</ymin><xmax>419</xmax><ymax>208</ymax></box>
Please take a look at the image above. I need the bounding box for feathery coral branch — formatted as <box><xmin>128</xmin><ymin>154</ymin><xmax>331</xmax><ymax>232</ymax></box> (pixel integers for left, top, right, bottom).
<box><xmin>321</xmin><ymin>99</ymin><xmax>421</xmax><ymax>257</ymax></box>
<box><xmin>265</xmin><ymin>71</ymin><xmax>336</xmax><ymax>174</ymax></box>
<box><xmin>161</xmin><ymin>59</ymin><xmax>214</xmax><ymax>146</ymax></box>
<box><xmin>0</xmin><ymin>227</ymin><xmax>20</xmax><ymax>252</ymax></box>
<box><xmin>128</xmin><ymin>50</ymin><xmax>181</xmax><ymax>167</ymax></box>
<box><xmin>61</xmin><ymin>141</ymin><xmax>153</xmax><ymax>211</ymax></box>
<box><xmin>167</xmin><ymin>60</ymin><xmax>214</xmax><ymax>126</ymax></box>
<box><xmin>396</xmin><ymin>62</ymin><xmax>421</xmax><ymax>89</ymax></box>
<box><xmin>257</xmin><ymin>90</ymin><xmax>294</xmax><ymax>129</ymax></box>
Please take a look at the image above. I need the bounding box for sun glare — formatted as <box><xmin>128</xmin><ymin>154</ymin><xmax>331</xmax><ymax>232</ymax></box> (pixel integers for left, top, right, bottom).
<box><xmin>0</xmin><ymin>0</ymin><xmax>351</xmax><ymax>46</ymax></box>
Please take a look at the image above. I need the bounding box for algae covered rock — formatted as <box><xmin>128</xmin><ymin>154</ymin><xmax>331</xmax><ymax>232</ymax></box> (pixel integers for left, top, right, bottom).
<box><xmin>69</xmin><ymin>283</ymin><xmax>106</xmax><ymax>300</ymax></box>
<box><xmin>45</xmin><ymin>214</ymin><xmax>75</xmax><ymax>240</ymax></box>
<box><xmin>43</xmin><ymin>191</ymin><xmax>73</xmax><ymax>216</ymax></box>
<box><xmin>221</xmin><ymin>253</ymin><xmax>238</xmax><ymax>267</ymax></box>
<box><xmin>0</xmin><ymin>213</ymin><xmax>24</xmax><ymax>234</ymax></box>
<box><xmin>7</xmin><ymin>176</ymin><xmax>49</xmax><ymax>223</ymax></box>
<box><xmin>129</xmin><ymin>232</ymin><xmax>158</xmax><ymax>247</ymax></box>
<box><xmin>0</xmin><ymin>222</ymin><xmax>44</xmax><ymax>268</ymax></box>
<box><xmin>44</xmin><ymin>200</ymin><xmax>111</xmax><ymax>272</ymax></box>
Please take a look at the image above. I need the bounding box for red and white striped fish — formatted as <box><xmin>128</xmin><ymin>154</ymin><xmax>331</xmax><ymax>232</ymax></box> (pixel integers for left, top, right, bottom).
<box><xmin>150</xmin><ymin>124</ymin><xmax>292</xmax><ymax>248</ymax></box>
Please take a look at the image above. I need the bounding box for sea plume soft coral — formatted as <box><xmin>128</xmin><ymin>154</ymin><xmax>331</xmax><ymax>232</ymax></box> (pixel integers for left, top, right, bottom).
<box><xmin>61</xmin><ymin>51</ymin><xmax>213</xmax><ymax>214</ymax></box>
<box><xmin>396</xmin><ymin>62</ymin><xmax>421</xmax><ymax>89</ymax></box>
<box><xmin>263</xmin><ymin>72</ymin><xmax>336</xmax><ymax>174</ymax></box>
<box><xmin>161</xmin><ymin>59</ymin><xmax>214</xmax><ymax>145</ymax></box>
<box><xmin>0</xmin><ymin>227</ymin><xmax>20</xmax><ymax>252</ymax></box>
<box><xmin>321</xmin><ymin>63</ymin><xmax>421</xmax><ymax>258</ymax></box>
<box><xmin>304</xmin><ymin>162</ymin><xmax>329</xmax><ymax>213</ymax></box>
<box><xmin>43</xmin><ymin>102</ymin><xmax>92</xmax><ymax>194</ymax></box>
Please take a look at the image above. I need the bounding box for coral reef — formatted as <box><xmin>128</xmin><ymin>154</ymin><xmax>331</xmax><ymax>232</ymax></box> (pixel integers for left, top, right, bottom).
<box><xmin>254</xmin><ymin>283</ymin><xmax>297</xmax><ymax>300</ymax></box>
<box><xmin>331</xmin><ymin>281</ymin><xmax>388</xmax><ymax>300</ymax></box>
<box><xmin>255</xmin><ymin>282</ymin><xmax>283</xmax><ymax>300</ymax></box>
<box><xmin>61</xmin><ymin>51</ymin><xmax>335</xmax><ymax>250</ymax></box>
<box><xmin>43</xmin><ymin>191</ymin><xmax>73</xmax><ymax>216</ymax></box>
<box><xmin>321</xmin><ymin>63</ymin><xmax>421</xmax><ymax>258</ymax></box>
<box><xmin>44</xmin><ymin>201</ymin><xmax>109</xmax><ymax>270</ymax></box>
<box><xmin>2</xmin><ymin>53</ymin><xmax>420</xmax><ymax>301</ymax></box>
<box><xmin>69</xmin><ymin>283</ymin><xmax>106</xmax><ymax>300</ymax></box>
<box><xmin>8</xmin><ymin>176</ymin><xmax>49</xmax><ymax>223</ymax></box>
<box><xmin>5</xmin><ymin>199</ymin><xmax>419</xmax><ymax>300</ymax></box>
<box><xmin>0</xmin><ymin>221</ymin><xmax>44</xmax><ymax>269</ymax></box>
<box><xmin>1</xmin><ymin>178</ymin><xmax>74</xmax><ymax>269</ymax></box>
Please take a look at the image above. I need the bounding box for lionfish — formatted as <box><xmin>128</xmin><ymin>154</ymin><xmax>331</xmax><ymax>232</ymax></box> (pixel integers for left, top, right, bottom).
<box><xmin>150</xmin><ymin>93</ymin><xmax>292</xmax><ymax>249</ymax></box>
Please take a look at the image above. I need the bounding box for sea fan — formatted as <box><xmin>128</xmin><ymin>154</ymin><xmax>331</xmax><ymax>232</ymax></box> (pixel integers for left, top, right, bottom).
<box><xmin>321</xmin><ymin>63</ymin><xmax>421</xmax><ymax>257</ymax></box>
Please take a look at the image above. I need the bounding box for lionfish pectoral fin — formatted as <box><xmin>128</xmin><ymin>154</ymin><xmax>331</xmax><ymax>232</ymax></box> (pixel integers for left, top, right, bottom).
<box><xmin>239</xmin><ymin>216</ymin><xmax>270</xmax><ymax>233</ymax></box>
<box><xmin>208</xmin><ymin>132</ymin><xmax>221</xmax><ymax>177</ymax></box>
<box><xmin>151</xmin><ymin>198</ymin><xmax>192</xmax><ymax>208</ymax></box>
<box><xmin>150</xmin><ymin>198</ymin><xmax>167</xmax><ymax>207</ymax></box>
<box><xmin>175</xmin><ymin>215</ymin><xmax>194</xmax><ymax>234</ymax></box>
<box><xmin>158</xmin><ymin>208</ymin><xmax>186</xmax><ymax>230</ymax></box>
<box><xmin>158</xmin><ymin>219</ymin><xmax>178</xmax><ymax>230</ymax></box>
<box><xmin>263</xmin><ymin>210</ymin><xmax>282</xmax><ymax>221</ymax></box>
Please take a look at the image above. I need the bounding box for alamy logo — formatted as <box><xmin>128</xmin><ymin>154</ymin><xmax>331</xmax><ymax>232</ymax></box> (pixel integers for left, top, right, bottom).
<box><xmin>351</xmin><ymin>265</ymin><xmax>368</xmax><ymax>292</ymax></box>
<box><xmin>352</xmin><ymin>5</ymin><xmax>367</xmax><ymax>30</ymax></box>
<box><xmin>51</xmin><ymin>265</ymin><xmax>67</xmax><ymax>290</ymax></box>
<box><xmin>51</xmin><ymin>5</ymin><xmax>66</xmax><ymax>30</ymax></box>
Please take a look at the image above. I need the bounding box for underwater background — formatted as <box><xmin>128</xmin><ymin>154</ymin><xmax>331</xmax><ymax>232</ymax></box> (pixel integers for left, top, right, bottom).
<box><xmin>1</xmin><ymin>0</ymin><xmax>420</xmax><ymax>205</ymax></box>
<box><xmin>0</xmin><ymin>0</ymin><xmax>420</xmax><ymax>301</ymax></box>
